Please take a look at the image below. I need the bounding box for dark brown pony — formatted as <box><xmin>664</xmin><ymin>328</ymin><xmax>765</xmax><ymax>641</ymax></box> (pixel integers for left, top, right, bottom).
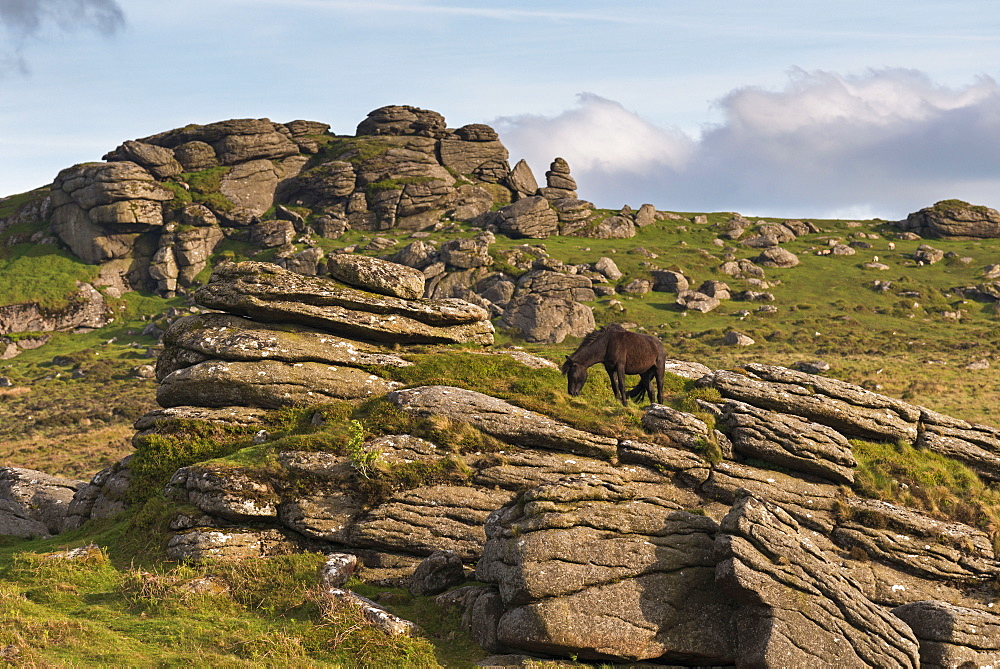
<box><xmin>561</xmin><ymin>324</ymin><xmax>665</xmax><ymax>406</ymax></box>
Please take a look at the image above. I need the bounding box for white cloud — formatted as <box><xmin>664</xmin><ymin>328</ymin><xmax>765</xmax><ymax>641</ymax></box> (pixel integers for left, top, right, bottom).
<box><xmin>494</xmin><ymin>93</ymin><xmax>695</xmax><ymax>177</ymax></box>
<box><xmin>494</xmin><ymin>69</ymin><xmax>1000</xmax><ymax>219</ymax></box>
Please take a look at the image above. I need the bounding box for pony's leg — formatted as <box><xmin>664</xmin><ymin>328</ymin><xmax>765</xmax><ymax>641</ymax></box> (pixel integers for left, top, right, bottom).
<box><xmin>655</xmin><ymin>361</ymin><xmax>664</xmax><ymax>404</ymax></box>
<box><xmin>604</xmin><ymin>364</ymin><xmax>621</xmax><ymax>402</ymax></box>
<box><xmin>616</xmin><ymin>365</ymin><xmax>628</xmax><ymax>406</ymax></box>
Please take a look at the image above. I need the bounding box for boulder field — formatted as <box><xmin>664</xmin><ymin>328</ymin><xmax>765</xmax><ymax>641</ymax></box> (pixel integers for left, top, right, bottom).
<box><xmin>3</xmin><ymin>258</ymin><xmax>1000</xmax><ymax>665</ymax></box>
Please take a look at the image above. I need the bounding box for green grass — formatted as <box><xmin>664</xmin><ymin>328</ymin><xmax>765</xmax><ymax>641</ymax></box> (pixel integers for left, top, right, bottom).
<box><xmin>0</xmin><ymin>244</ymin><xmax>101</xmax><ymax>310</ymax></box>
<box><xmin>852</xmin><ymin>438</ymin><xmax>1000</xmax><ymax>544</ymax></box>
<box><xmin>0</xmin><ymin>540</ymin><xmax>446</xmax><ymax>666</ymax></box>
<box><xmin>0</xmin><ymin>188</ymin><xmax>48</xmax><ymax>220</ymax></box>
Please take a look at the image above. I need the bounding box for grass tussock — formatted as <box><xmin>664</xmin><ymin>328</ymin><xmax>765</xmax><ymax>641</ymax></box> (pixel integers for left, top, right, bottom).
<box><xmin>0</xmin><ymin>542</ymin><xmax>449</xmax><ymax>667</ymax></box>
<box><xmin>852</xmin><ymin>438</ymin><xmax>1000</xmax><ymax>540</ymax></box>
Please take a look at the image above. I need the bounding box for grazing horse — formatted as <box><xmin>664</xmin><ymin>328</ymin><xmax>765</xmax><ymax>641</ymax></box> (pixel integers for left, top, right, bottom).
<box><xmin>561</xmin><ymin>324</ymin><xmax>665</xmax><ymax>406</ymax></box>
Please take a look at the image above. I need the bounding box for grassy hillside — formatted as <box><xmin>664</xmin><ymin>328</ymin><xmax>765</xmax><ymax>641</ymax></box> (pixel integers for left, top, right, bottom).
<box><xmin>5</xmin><ymin>197</ymin><xmax>1000</xmax><ymax>664</ymax></box>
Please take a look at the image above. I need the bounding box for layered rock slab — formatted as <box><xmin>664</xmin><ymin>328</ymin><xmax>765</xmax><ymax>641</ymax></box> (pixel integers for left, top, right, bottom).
<box><xmin>387</xmin><ymin>386</ymin><xmax>618</xmax><ymax>459</ymax></box>
<box><xmin>892</xmin><ymin>600</ymin><xmax>1000</xmax><ymax>667</ymax></box>
<box><xmin>156</xmin><ymin>312</ymin><xmax>412</xmax><ymax>380</ymax></box>
<box><xmin>716</xmin><ymin>494</ymin><xmax>920</xmax><ymax>668</ymax></box>
<box><xmin>702</xmin><ymin>363</ymin><xmax>920</xmax><ymax>442</ymax></box>
<box><xmin>195</xmin><ymin>261</ymin><xmax>494</xmax><ymax>345</ymax></box>
<box><xmin>719</xmin><ymin>400</ymin><xmax>857</xmax><ymax>484</ymax></box>
<box><xmin>476</xmin><ymin>478</ymin><xmax>736</xmax><ymax>663</ymax></box>
<box><xmin>157</xmin><ymin>359</ymin><xmax>399</xmax><ymax>408</ymax></box>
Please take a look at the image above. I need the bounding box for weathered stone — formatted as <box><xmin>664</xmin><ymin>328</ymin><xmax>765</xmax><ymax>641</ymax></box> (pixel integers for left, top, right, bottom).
<box><xmin>832</xmin><ymin>497</ymin><xmax>1000</xmax><ymax>581</ymax></box>
<box><xmin>348</xmin><ymin>485</ymin><xmax>512</xmax><ymax>560</ymax></box>
<box><xmin>133</xmin><ymin>406</ymin><xmax>270</xmax><ymax>434</ymax></box>
<box><xmin>500</xmin><ymin>294</ymin><xmax>595</xmax><ymax>344</ymax></box>
<box><xmin>702</xmin><ymin>363</ymin><xmax>921</xmax><ymax>442</ymax></box>
<box><xmin>651</xmin><ymin>270</ymin><xmax>689</xmax><ymax>293</ymax></box>
<box><xmin>62</xmin><ymin>456</ymin><xmax>132</xmax><ymax>530</ymax></box>
<box><xmin>355</xmin><ymin>105</ymin><xmax>447</xmax><ymax>138</ymax></box>
<box><xmin>318</xmin><ymin>587</ymin><xmax>419</xmax><ymax>636</ymax></box>
<box><xmin>621</xmin><ymin>279</ymin><xmax>650</xmax><ymax>294</ymax></box>
<box><xmin>0</xmin><ymin>468</ymin><xmax>85</xmax><ymax>537</ymax></box>
<box><xmin>439</xmin><ymin>135</ymin><xmax>509</xmax><ymax>178</ymax></box>
<box><xmin>249</xmin><ymin>219</ymin><xmax>295</xmax><ymax>248</ymax></box>
<box><xmin>697</xmin><ymin>280</ymin><xmax>731</xmax><ymax>300</ymax></box>
<box><xmin>716</xmin><ymin>494</ymin><xmax>920</xmax><ymax>668</ymax></box>
<box><xmin>515</xmin><ymin>270</ymin><xmax>595</xmax><ymax>302</ymax></box>
<box><xmin>506</xmin><ymin>159</ymin><xmax>539</xmax><ymax>198</ymax></box>
<box><xmin>173</xmin><ymin>141</ymin><xmax>218</xmax><ymax>171</ymax></box>
<box><xmin>551</xmin><ymin>198</ymin><xmax>595</xmax><ymax>234</ymax></box>
<box><xmin>641</xmin><ymin>404</ymin><xmax>719</xmax><ymax>451</ymax></box>
<box><xmin>718</xmin><ymin>259</ymin><xmax>765</xmax><ymax>279</ymax></box>
<box><xmin>592</xmin><ymin>257</ymin><xmax>622</xmax><ymax>281</ymax></box>
<box><xmin>194</xmin><ymin>262</ymin><xmax>493</xmax><ymax>345</ymax></box>
<box><xmin>409</xmin><ymin>550</ymin><xmax>466</xmax><ymax>596</ymax></box>
<box><xmin>719</xmin><ymin>400</ymin><xmax>856</xmax><ymax>484</ymax></box>
<box><xmin>700</xmin><ymin>460</ymin><xmax>841</xmax><ymax>532</ymax></box>
<box><xmin>723</xmin><ymin>331</ymin><xmax>755</xmax><ymax>346</ymax></box>
<box><xmin>911</xmin><ymin>243</ymin><xmax>944</xmax><ymax>265</ymax></box>
<box><xmin>157</xmin><ymin>312</ymin><xmax>412</xmax><ymax>379</ymax></box>
<box><xmin>389</xmin><ymin>240</ymin><xmax>437</xmax><ymax>270</ymax></box>
<box><xmin>326</xmin><ymin>254</ymin><xmax>425</xmax><ymax>299</ymax></box>
<box><xmin>439</xmin><ymin>237</ymin><xmax>491</xmax><ymax>269</ymax></box>
<box><xmin>436</xmin><ymin>586</ymin><xmax>505</xmax><ymax>653</ymax></box>
<box><xmin>388</xmin><ymin>386</ymin><xmax>618</xmax><ymax>460</ymax></box>
<box><xmin>0</xmin><ymin>283</ymin><xmax>110</xmax><ymax>335</ymax></box>
<box><xmin>635</xmin><ymin>203</ymin><xmax>656</xmax><ymax>227</ymax></box>
<box><xmin>278</xmin><ymin>484</ymin><xmax>363</xmax><ymax>544</ymax></box>
<box><xmin>274</xmin><ymin>246</ymin><xmax>325</xmax><ymax>276</ymax></box>
<box><xmin>901</xmin><ymin>200</ymin><xmax>1000</xmax><ymax>239</ymax></box>
<box><xmin>755</xmin><ymin>246</ymin><xmax>799</xmax><ymax>268</ymax></box>
<box><xmin>677</xmin><ymin>290</ymin><xmax>720</xmax><ymax>313</ymax></box>
<box><xmin>219</xmin><ymin>159</ymin><xmax>280</xmax><ymax>218</ymax></box>
<box><xmin>167</xmin><ymin>465</ymin><xmax>280</xmax><ymax>522</ymax></box>
<box><xmin>892</xmin><ymin>600</ymin><xmax>1000</xmax><ymax>667</ymax></box>
<box><xmin>156</xmin><ymin>359</ymin><xmax>399</xmax><ymax>408</ymax></box>
<box><xmin>104</xmin><ymin>140</ymin><xmax>183</xmax><ymax>179</ymax></box>
<box><xmin>585</xmin><ymin>214</ymin><xmax>635</xmax><ymax>239</ymax></box>
<box><xmin>496</xmin><ymin>196</ymin><xmax>559</xmax><ymax>239</ymax></box>
<box><xmin>475</xmin><ymin>274</ymin><xmax>516</xmax><ymax>307</ymax></box>
<box><xmin>320</xmin><ymin>553</ymin><xmax>360</xmax><ymax>588</ymax></box>
<box><xmin>167</xmin><ymin>527</ymin><xmax>304</xmax><ymax>561</ymax></box>
<box><xmin>476</xmin><ymin>478</ymin><xmax>736</xmax><ymax>663</ymax></box>
<box><xmin>213</xmin><ymin>130</ymin><xmax>298</xmax><ymax>165</ymax></box>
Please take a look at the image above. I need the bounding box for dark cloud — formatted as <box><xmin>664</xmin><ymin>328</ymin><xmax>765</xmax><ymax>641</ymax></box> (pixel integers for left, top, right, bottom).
<box><xmin>495</xmin><ymin>70</ymin><xmax>1000</xmax><ymax>219</ymax></box>
<box><xmin>0</xmin><ymin>0</ymin><xmax>125</xmax><ymax>73</ymax></box>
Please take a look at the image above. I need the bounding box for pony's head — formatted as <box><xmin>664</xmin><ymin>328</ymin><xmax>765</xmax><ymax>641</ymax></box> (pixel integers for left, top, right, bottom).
<box><xmin>561</xmin><ymin>356</ymin><xmax>588</xmax><ymax>396</ymax></box>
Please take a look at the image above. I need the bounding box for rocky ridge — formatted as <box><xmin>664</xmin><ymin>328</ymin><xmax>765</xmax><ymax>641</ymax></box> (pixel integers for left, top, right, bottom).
<box><xmin>5</xmin><ymin>258</ymin><xmax>1000</xmax><ymax>665</ymax></box>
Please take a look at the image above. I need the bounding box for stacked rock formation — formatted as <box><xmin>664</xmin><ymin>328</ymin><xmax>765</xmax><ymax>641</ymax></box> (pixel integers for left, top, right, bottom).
<box><xmin>6</xmin><ymin>292</ymin><xmax>1000</xmax><ymax>661</ymax></box>
<box><xmin>154</xmin><ymin>259</ymin><xmax>493</xmax><ymax>410</ymax></box>
<box><xmin>20</xmin><ymin>104</ymin><xmax>658</xmax><ymax>310</ymax></box>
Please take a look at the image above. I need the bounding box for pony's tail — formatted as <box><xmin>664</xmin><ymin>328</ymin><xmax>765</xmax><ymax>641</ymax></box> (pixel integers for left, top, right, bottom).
<box><xmin>626</xmin><ymin>384</ymin><xmax>647</xmax><ymax>400</ymax></box>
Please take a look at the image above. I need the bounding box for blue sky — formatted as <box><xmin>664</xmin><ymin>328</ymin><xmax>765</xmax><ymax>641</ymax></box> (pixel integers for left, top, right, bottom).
<box><xmin>3</xmin><ymin>0</ymin><xmax>1000</xmax><ymax>219</ymax></box>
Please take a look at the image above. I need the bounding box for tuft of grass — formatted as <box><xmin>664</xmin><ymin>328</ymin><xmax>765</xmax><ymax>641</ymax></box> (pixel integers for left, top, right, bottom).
<box><xmin>0</xmin><ymin>244</ymin><xmax>101</xmax><ymax>310</ymax></box>
<box><xmin>0</xmin><ymin>540</ymin><xmax>445</xmax><ymax>666</ymax></box>
<box><xmin>852</xmin><ymin>438</ymin><xmax>1000</xmax><ymax>542</ymax></box>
